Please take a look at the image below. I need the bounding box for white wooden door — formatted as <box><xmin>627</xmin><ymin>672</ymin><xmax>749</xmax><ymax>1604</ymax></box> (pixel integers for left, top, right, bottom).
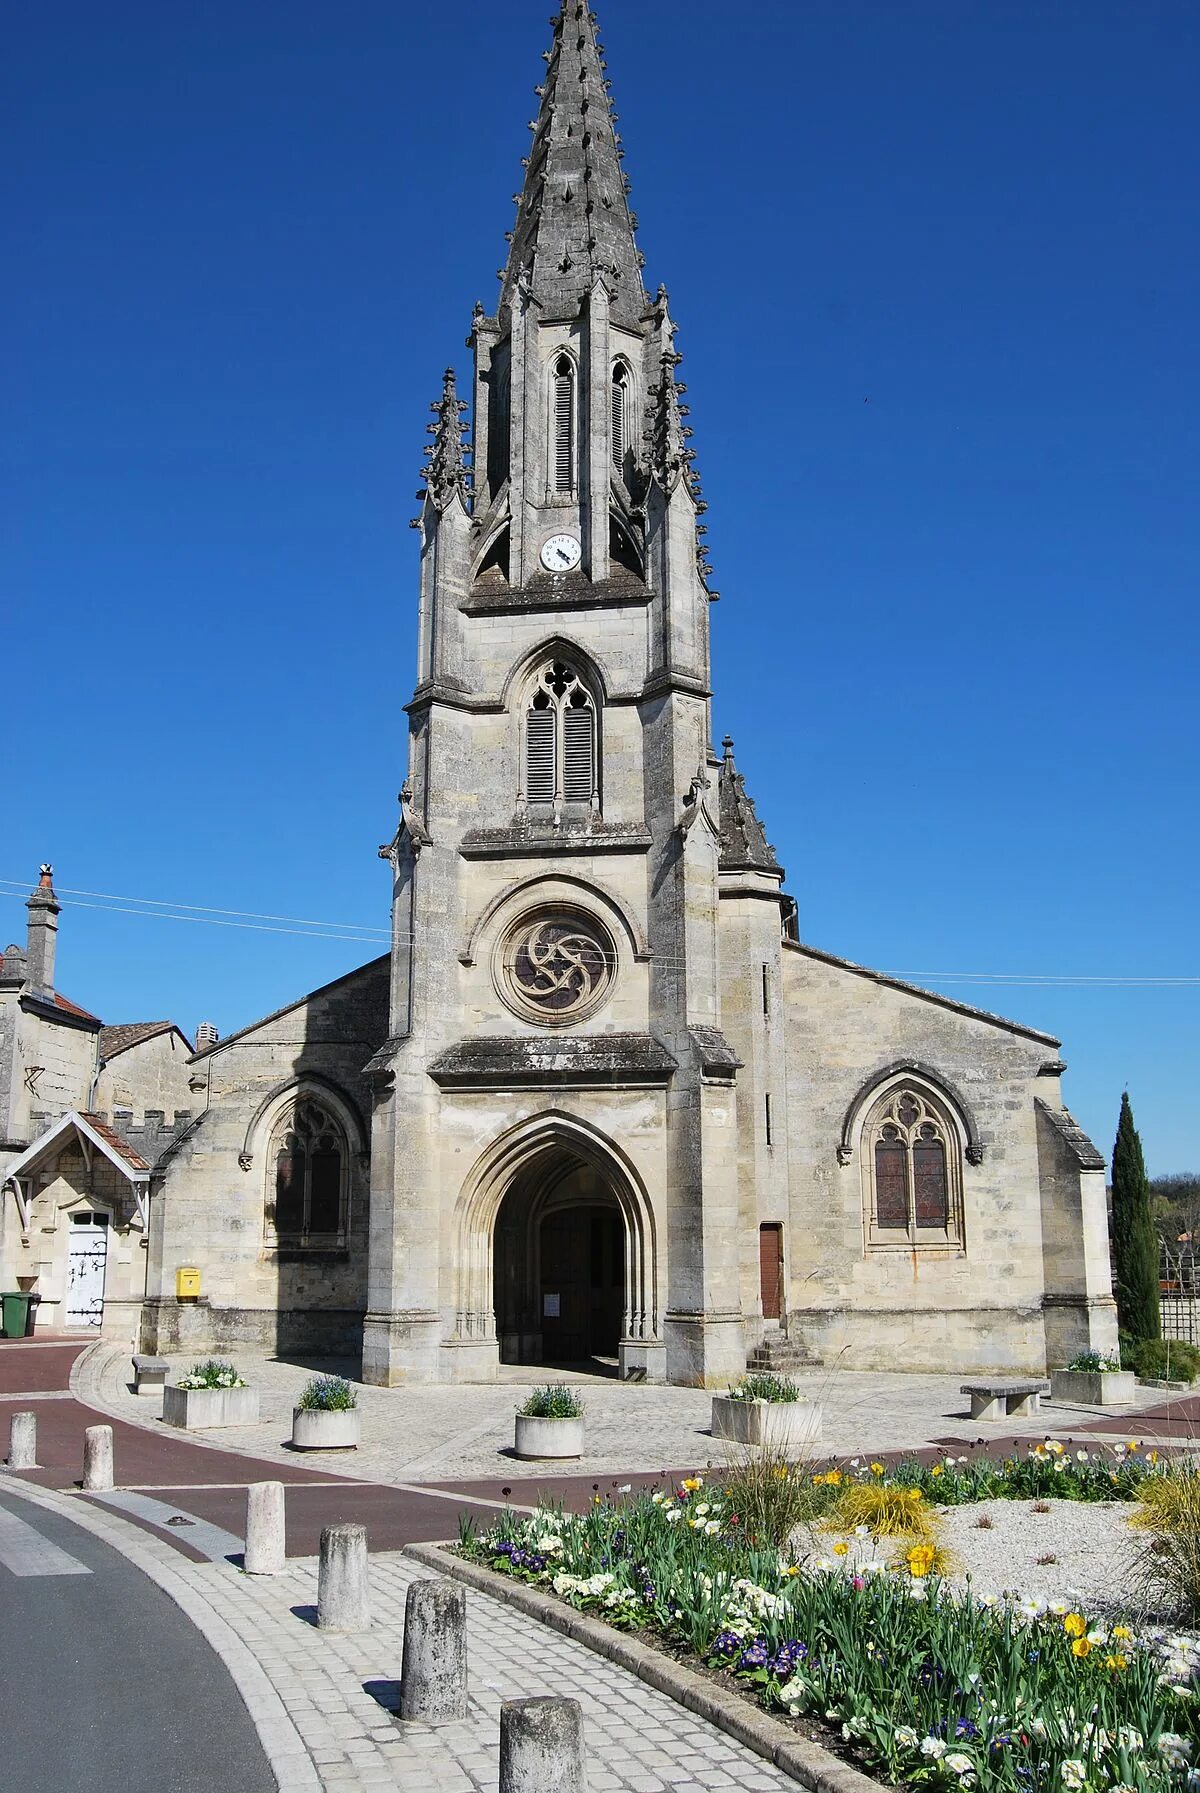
<box><xmin>66</xmin><ymin>1212</ymin><xmax>109</xmax><ymax>1328</ymax></box>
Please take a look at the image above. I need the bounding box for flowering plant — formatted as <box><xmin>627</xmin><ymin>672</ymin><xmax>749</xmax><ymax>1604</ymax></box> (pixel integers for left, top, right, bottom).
<box><xmin>1063</xmin><ymin>1351</ymin><xmax>1123</xmax><ymax>1372</ymax></box>
<box><xmin>176</xmin><ymin>1359</ymin><xmax>247</xmax><ymax>1390</ymax></box>
<box><xmin>297</xmin><ymin>1375</ymin><xmax>357</xmax><ymax>1411</ymax></box>
<box><xmin>518</xmin><ymin>1384</ymin><xmax>584</xmax><ymax>1419</ymax></box>
<box><xmin>727</xmin><ymin>1373</ymin><xmax>801</xmax><ymax>1404</ymax></box>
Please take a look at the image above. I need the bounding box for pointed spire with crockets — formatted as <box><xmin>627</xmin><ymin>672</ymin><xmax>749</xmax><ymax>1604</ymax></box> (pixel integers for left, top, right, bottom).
<box><xmin>500</xmin><ymin>1</ymin><xmax>646</xmax><ymax>325</ymax></box>
<box><xmin>717</xmin><ymin>739</ymin><xmax>782</xmax><ymax>876</ymax></box>
<box><xmin>418</xmin><ymin>368</ymin><xmax>471</xmax><ymax>513</ymax></box>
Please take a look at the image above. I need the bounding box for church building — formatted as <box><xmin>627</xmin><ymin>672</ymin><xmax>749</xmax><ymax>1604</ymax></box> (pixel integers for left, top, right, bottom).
<box><xmin>7</xmin><ymin>4</ymin><xmax>1119</xmax><ymax>1383</ymax></box>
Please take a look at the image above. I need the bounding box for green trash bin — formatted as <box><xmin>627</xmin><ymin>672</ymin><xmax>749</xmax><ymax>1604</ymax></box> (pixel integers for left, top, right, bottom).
<box><xmin>1</xmin><ymin>1292</ymin><xmax>32</xmax><ymax>1339</ymax></box>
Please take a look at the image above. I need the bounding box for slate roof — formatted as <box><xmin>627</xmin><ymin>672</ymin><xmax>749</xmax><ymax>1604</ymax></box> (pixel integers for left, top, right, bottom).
<box><xmin>499</xmin><ymin>1</ymin><xmax>646</xmax><ymax>327</ymax></box>
<box><xmin>1036</xmin><ymin>1099</ymin><xmax>1107</xmax><ymax>1170</ymax></box>
<box><xmin>717</xmin><ymin>738</ymin><xmax>782</xmax><ymax>875</ymax></box>
<box><xmin>99</xmin><ymin>1020</ymin><xmax>190</xmax><ymax>1059</ymax></box>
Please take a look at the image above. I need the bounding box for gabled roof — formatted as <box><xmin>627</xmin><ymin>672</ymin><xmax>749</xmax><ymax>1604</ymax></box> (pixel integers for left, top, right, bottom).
<box><xmin>1</xmin><ymin>1110</ymin><xmax>150</xmax><ymax>1187</ymax></box>
<box><xmin>19</xmin><ymin>988</ymin><xmax>103</xmax><ymax>1029</ymax></box>
<box><xmin>99</xmin><ymin>1020</ymin><xmax>192</xmax><ymax>1060</ymax></box>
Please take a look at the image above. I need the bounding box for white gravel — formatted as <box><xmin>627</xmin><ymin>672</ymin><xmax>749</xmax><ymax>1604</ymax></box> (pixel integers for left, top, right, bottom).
<box><xmin>805</xmin><ymin>1498</ymin><xmax>1149</xmax><ymax>1617</ymax></box>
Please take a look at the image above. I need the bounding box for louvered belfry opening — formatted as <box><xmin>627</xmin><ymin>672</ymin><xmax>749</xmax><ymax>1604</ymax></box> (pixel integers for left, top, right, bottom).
<box><xmin>610</xmin><ymin>364</ymin><xmax>628</xmax><ymax>470</ymax></box>
<box><xmin>553</xmin><ymin>357</ymin><xmax>575</xmax><ymax>492</ymax></box>
<box><xmin>523</xmin><ymin>659</ymin><xmax>597</xmax><ymax>809</ymax></box>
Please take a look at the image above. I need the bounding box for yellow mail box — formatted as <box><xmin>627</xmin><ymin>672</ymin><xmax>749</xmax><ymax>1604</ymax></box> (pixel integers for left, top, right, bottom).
<box><xmin>176</xmin><ymin>1266</ymin><xmax>201</xmax><ymax>1300</ymax></box>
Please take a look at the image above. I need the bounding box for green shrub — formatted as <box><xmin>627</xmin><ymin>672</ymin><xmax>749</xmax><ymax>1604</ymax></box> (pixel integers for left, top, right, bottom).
<box><xmin>1122</xmin><ymin>1336</ymin><xmax>1200</xmax><ymax>1383</ymax></box>
<box><xmin>519</xmin><ymin>1384</ymin><xmax>584</xmax><ymax>1419</ymax></box>
<box><xmin>727</xmin><ymin>1372</ymin><xmax>799</xmax><ymax>1403</ymax></box>
<box><xmin>297</xmin><ymin>1375</ymin><xmax>357</xmax><ymax>1411</ymax></box>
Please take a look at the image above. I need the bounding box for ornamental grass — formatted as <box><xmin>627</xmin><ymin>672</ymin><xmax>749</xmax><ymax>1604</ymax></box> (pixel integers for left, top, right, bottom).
<box><xmin>1128</xmin><ymin>1458</ymin><xmax>1200</xmax><ymax>1619</ymax></box>
<box><xmin>461</xmin><ymin>1473</ymin><xmax>1200</xmax><ymax>1793</ymax></box>
<box><xmin>827</xmin><ymin>1482</ymin><xmax>936</xmax><ymax>1540</ymax></box>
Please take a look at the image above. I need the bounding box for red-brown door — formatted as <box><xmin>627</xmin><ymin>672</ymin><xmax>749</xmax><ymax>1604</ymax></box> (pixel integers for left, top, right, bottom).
<box><xmin>759</xmin><ymin>1223</ymin><xmax>783</xmax><ymax>1321</ymax></box>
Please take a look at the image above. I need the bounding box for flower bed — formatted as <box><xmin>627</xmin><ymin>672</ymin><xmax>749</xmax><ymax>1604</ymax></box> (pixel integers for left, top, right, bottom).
<box><xmin>865</xmin><ymin>1440</ymin><xmax>1158</xmax><ymax>1507</ymax></box>
<box><xmin>459</xmin><ymin>1460</ymin><xmax>1198</xmax><ymax>1793</ymax></box>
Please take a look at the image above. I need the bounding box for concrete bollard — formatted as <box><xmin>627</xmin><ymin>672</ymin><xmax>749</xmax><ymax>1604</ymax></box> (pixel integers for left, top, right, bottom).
<box><xmin>500</xmin><ymin>1697</ymin><xmax>588</xmax><ymax>1793</ymax></box>
<box><xmin>399</xmin><ymin>1578</ymin><xmax>467</xmax><ymax>1723</ymax></box>
<box><xmin>82</xmin><ymin>1424</ymin><xmax>114</xmax><ymax>1492</ymax></box>
<box><xmin>244</xmin><ymin>1481</ymin><xmax>286</xmax><ymax>1575</ymax></box>
<box><xmin>8</xmin><ymin>1411</ymin><xmax>37</xmax><ymax>1470</ymax></box>
<box><xmin>317</xmin><ymin>1522</ymin><xmax>370</xmax><ymax>1632</ymax></box>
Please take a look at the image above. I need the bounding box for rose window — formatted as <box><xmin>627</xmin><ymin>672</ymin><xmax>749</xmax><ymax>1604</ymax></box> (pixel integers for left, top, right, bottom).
<box><xmin>497</xmin><ymin>909</ymin><xmax>616</xmax><ymax>1026</ymax></box>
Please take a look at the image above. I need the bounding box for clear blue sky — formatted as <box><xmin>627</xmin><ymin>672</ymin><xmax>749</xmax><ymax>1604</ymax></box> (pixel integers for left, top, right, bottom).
<box><xmin>6</xmin><ymin>1</ymin><xmax>1197</xmax><ymax>1173</ymax></box>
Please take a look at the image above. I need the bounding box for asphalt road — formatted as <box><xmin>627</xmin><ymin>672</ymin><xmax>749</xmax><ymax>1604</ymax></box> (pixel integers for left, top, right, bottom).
<box><xmin>0</xmin><ymin>1487</ymin><xmax>275</xmax><ymax>1793</ymax></box>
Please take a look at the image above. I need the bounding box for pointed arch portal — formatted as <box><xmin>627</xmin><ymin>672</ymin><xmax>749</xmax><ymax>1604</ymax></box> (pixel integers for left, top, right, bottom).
<box><xmin>453</xmin><ymin>1113</ymin><xmax>658</xmax><ymax>1371</ymax></box>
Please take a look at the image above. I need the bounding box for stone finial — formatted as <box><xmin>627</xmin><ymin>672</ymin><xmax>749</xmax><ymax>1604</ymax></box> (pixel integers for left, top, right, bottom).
<box><xmin>419</xmin><ymin>367</ymin><xmax>471</xmax><ymax>513</ymax></box>
<box><xmin>716</xmin><ymin>738</ymin><xmax>782</xmax><ymax>876</ymax></box>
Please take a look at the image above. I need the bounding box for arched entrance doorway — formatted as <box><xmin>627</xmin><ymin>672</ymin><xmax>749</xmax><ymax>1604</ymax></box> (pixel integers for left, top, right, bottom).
<box><xmin>494</xmin><ymin>1154</ymin><xmax>624</xmax><ymax>1367</ymax></box>
<box><xmin>452</xmin><ymin>1111</ymin><xmax>659</xmax><ymax>1379</ymax></box>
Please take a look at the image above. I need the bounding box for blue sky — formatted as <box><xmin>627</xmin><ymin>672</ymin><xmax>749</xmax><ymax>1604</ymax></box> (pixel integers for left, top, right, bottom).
<box><xmin>6</xmin><ymin>1</ymin><xmax>1197</xmax><ymax>1173</ymax></box>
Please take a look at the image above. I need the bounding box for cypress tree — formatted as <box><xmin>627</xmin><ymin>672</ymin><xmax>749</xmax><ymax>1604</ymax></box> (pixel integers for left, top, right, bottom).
<box><xmin>1111</xmin><ymin>1091</ymin><xmax>1161</xmax><ymax>1341</ymax></box>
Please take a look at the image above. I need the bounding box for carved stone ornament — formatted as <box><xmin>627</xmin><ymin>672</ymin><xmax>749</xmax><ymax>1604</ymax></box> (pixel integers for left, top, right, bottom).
<box><xmin>496</xmin><ymin>907</ymin><xmax>617</xmax><ymax>1028</ymax></box>
<box><xmin>238</xmin><ymin>1151</ymin><xmax>253</xmax><ymax>1173</ymax></box>
<box><xmin>836</xmin><ymin>1144</ymin><xmax>854</xmax><ymax>1167</ymax></box>
<box><xmin>965</xmin><ymin>1144</ymin><xmax>985</xmax><ymax>1166</ymax></box>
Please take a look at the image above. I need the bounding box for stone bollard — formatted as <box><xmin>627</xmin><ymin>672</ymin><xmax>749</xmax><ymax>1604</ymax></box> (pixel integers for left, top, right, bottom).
<box><xmin>8</xmin><ymin>1411</ymin><xmax>37</xmax><ymax>1469</ymax></box>
<box><xmin>244</xmin><ymin>1481</ymin><xmax>286</xmax><ymax>1575</ymax></box>
<box><xmin>82</xmin><ymin>1424</ymin><xmax>114</xmax><ymax>1492</ymax></box>
<box><xmin>317</xmin><ymin>1522</ymin><xmax>370</xmax><ymax>1632</ymax></box>
<box><xmin>500</xmin><ymin>1697</ymin><xmax>588</xmax><ymax>1793</ymax></box>
<box><xmin>399</xmin><ymin>1579</ymin><xmax>467</xmax><ymax>1723</ymax></box>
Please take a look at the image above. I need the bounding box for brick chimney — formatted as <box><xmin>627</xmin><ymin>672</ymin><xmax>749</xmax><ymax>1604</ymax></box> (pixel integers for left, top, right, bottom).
<box><xmin>25</xmin><ymin>865</ymin><xmax>60</xmax><ymax>993</ymax></box>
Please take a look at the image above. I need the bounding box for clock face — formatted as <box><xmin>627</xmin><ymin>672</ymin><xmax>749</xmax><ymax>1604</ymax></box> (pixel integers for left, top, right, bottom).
<box><xmin>540</xmin><ymin>533</ymin><xmax>582</xmax><ymax>572</ymax></box>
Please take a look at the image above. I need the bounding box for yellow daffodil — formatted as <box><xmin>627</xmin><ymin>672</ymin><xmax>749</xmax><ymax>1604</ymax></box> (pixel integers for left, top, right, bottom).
<box><xmin>1072</xmin><ymin>1637</ymin><xmax>1092</xmax><ymax>1659</ymax></box>
<box><xmin>870</xmin><ymin>1462</ymin><xmax>885</xmax><ymax>1475</ymax></box>
<box><xmin>833</xmin><ymin>1542</ymin><xmax>850</xmax><ymax>1557</ymax></box>
<box><xmin>1063</xmin><ymin>1613</ymin><xmax>1087</xmax><ymax>1638</ymax></box>
<box><xmin>1103</xmin><ymin>1654</ymin><xmax>1129</xmax><ymax>1672</ymax></box>
<box><xmin>1112</xmin><ymin>1626</ymin><xmax>1132</xmax><ymax>1641</ymax></box>
<box><xmin>906</xmin><ymin>1544</ymin><xmax>936</xmax><ymax>1578</ymax></box>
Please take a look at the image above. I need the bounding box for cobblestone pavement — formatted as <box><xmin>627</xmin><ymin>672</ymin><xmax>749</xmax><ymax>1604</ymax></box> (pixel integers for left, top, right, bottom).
<box><xmin>0</xmin><ymin>1476</ymin><xmax>791</xmax><ymax>1793</ymax></box>
<box><xmin>85</xmin><ymin>1344</ymin><xmax>1168</xmax><ymax>1487</ymax></box>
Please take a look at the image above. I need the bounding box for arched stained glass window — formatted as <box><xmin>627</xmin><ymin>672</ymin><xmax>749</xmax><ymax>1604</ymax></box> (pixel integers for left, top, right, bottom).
<box><xmin>862</xmin><ymin>1085</ymin><xmax>962</xmax><ymax>1248</ymax></box>
<box><xmin>268</xmin><ymin>1096</ymin><xmax>348</xmax><ymax>1245</ymax></box>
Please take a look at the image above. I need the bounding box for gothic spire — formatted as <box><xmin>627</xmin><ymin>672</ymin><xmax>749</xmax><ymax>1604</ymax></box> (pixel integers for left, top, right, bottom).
<box><xmin>418</xmin><ymin>367</ymin><xmax>470</xmax><ymax>512</ymax></box>
<box><xmin>644</xmin><ymin>312</ymin><xmax>716</xmax><ymax>596</ymax></box>
<box><xmin>500</xmin><ymin>2</ymin><xmax>646</xmax><ymax>326</ymax></box>
<box><xmin>717</xmin><ymin>738</ymin><xmax>782</xmax><ymax>875</ymax></box>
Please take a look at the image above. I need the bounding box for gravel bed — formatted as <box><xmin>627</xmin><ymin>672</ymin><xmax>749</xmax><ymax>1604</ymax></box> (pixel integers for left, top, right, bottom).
<box><xmin>805</xmin><ymin>1498</ymin><xmax>1146</xmax><ymax>1616</ymax></box>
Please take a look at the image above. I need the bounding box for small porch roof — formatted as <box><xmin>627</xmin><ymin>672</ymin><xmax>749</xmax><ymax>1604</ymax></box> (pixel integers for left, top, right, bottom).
<box><xmin>2</xmin><ymin>1110</ymin><xmax>150</xmax><ymax>1192</ymax></box>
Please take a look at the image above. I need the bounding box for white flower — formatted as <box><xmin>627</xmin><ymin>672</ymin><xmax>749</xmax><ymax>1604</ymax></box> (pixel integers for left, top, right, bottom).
<box><xmin>1116</xmin><ymin>1726</ymin><xmax>1144</xmax><ymax>1753</ymax></box>
<box><xmin>665</xmin><ymin>1509</ymin><xmax>681</xmax><ymax>1524</ymax></box>
<box><xmin>894</xmin><ymin>1727</ymin><xmax>919</xmax><ymax>1749</ymax></box>
<box><xmin>1054</xmin><ymin>1458</ymin><xmax>1069</xmax><ymax>1472</ymax></box>
<box><xmin>651</xmin><ymin>1490</ymin><xmax>665</xmax><ymax>1505</ymax></box>
<box><xmin>1076</xmin><ymin>1449</ymin><xmax>1089</xmax><ymax>1462</ymax></box>
<box><xmin>1059</xmin><ymin>1760</ymin><xmax>1087</xmax><ymax>1789</ymax></box>
<box><xmin>855</xmin><ymin>1525</ymin><xmax>871</xmax><ymax>1537</ymax></box>
<box><xmin>695</xmin><ymin>1502</ymin><xmax>710</xmax><ymax>1516</ymax></box>
<box><xmin>945</xmin><ymin>1753</ymin><xmax>975</xmax><ymax>1778</ymax></box>
<box><xmin>617</xmin><ymin>1483</ymin><xmax>631</xmax><ymax>1493</ymax></box>
<box><xmin>779</xmin><ymin>1676</ymin><xmax>809</xmax><ymax>1706</ymax></box>
<box><xmin>920</xmin><ymin>1737</ymin><xmax>946</xmax><ymax>1759</ymax></box>
<box><xmin>1159</xmin><ymin>1733</ymin><xmax>1192</xmax><ymax>1761</ymax></box>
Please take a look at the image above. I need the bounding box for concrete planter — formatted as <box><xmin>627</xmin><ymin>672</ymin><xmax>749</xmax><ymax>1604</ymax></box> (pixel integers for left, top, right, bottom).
<box><xmin>1050</xmin><ymin>1369</ymin><xmax>1137</xmax><ymax>1407</ymax></box>
<box><xmin>291</xmin><ymin>1405</ymin><xmax>361</xmax><ymax>1450</ymax></box>
<box><xmin>514</xmin><ymin>1414</ymin><xmax>584</xmax><ymax>1460</ymax></box>
<box><xmin>162</xmin><ymin>1384</ymin><xmax>259</xmax><ymax>1430</ymax></box>
<box><xmin>711</xmin><ymin>1394</ymin><xmax>822</xmax><ymax>1450</ymax></box>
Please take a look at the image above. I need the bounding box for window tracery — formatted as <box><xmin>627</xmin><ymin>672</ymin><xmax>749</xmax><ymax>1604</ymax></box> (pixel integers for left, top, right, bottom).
<box><xmin>496</xmin><ymin>906</ymin><xmax>617</xmax><ymax>1027</ymax></box>
<box><xmin>862</xmin><ymin>1085</ymin><xmax>964</xmax><ymax>1250</ymax></box>
<box><xmin>266</xmin><ymin>1095</ymin><xmax>348</xmax><ymax>1246</ymax></box>
<box><xmin>523</xmin><ymin>659</ymin><xmax>597</xmax><ymax>809</ymax></box>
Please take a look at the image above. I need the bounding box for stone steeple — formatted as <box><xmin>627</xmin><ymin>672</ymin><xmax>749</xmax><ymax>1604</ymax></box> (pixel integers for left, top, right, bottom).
<box><xmin>418</xmin><ymin>368</ymin><xmax>470</xmax><ymax>513</ymax></box>
<box><xmin>717</xmin><ymin>740</ymin><xmax>782</xmax><ymax>875</ymax></box>
<box><xmin>500</xmin><ymin>0</ymin><xmax>646</xmax><ymax>327</ymax></box>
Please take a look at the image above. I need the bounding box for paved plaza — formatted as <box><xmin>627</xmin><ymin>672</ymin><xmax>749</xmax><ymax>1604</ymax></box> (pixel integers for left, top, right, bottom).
<box><xmin>83</xmin><ymin>1342</ymin><xmax>1167</xmax><ymax>1489</ymax></box>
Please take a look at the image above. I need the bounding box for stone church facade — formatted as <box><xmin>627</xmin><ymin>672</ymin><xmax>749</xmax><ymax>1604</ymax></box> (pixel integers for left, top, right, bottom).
<box><xmin>11</xmin><ymin>4</ymin><xmax>1119</xmax><ymax>1382</ymax></box>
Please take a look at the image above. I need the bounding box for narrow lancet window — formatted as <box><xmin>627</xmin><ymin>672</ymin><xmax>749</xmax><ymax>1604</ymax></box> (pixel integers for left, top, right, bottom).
<box><xmin>611</xmin><ymin>364</ymin><xmax>629</xmax><ymax>470</ymax></box>
<box><xmin>523</xmin><ymin>659</ymin><xmax>597</xmax><ymax>808</ymax></box>
<box><xmin>554</xmin><ymin>357</ymin><xmax>574</xmax><ymax>492</ymax></box>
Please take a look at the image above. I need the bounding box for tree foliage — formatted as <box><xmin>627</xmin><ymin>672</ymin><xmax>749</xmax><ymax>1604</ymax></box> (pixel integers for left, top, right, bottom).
<box><xmin>1111</xmin><ymin>1091</ymin><xmax>1161</xmax><ymax>1341</ymax></box>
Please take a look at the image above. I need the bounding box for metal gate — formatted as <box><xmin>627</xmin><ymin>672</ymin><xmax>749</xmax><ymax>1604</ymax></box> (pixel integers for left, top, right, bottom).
<box><xmin>66</xmin><ymin>1212</ymin><xmax>109</xmax><ymax>1328</ymax></box>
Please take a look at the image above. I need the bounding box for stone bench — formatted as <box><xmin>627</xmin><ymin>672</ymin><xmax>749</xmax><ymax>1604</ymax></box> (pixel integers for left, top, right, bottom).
<box><xmin>961</xmin><ymin>1378</ymin><xmax>1050</xmax><ymax>1421</ymax></box>
<box><xmin>132</xmin><ymin>1354</ymin><xmax>169</xmax><ymax>1396</ymax></box>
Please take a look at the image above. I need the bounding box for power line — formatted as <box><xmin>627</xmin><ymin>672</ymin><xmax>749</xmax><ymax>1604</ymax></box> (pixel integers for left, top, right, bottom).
<box><xmin>0</xmin><ymin>877</ymin><xmax>385</xmax><ymax>935</ymax></box>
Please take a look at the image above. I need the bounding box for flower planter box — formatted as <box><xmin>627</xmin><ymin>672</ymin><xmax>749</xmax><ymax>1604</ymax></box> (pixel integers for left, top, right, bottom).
<box><xmin>1049</xmin><ymin>1369</ymin><xmax>1137</xmax><ymax>1407</ymax></box>
<box><xmin>162</xmin><ymin>1385</ymin><xmax>259</xmax><ymax>1430</ymax></box>
<box><xmin>711</xmin><ymin>1394</ymin><xmax>822</xmax><ymax>1450</ymax></box>
<box><xmin>514</xmin><ymin>1414</ymin><xmax>584</xmax><ymax>1460</ymax></box>
<box><xmin>291</xmin><ymin>1406</ymin><xmax>361</xmax><ymax>1450</ymax></box>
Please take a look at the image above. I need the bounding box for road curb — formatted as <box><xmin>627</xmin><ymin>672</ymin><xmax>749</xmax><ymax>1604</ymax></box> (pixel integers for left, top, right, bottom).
<box><xmin>0</xmin><ymin>1472</ymin><xmax>320</xmax><ymax>1793</ymax></box>
<box><xmin>404</xmin><ymin>1539</ymin><xmax>883</xmax><ymax>1793</ymax></box>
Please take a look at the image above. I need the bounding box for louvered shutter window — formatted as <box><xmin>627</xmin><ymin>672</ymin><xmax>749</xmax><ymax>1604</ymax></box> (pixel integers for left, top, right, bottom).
<box><xmin>525</xmin><ymin>705</ymin><xmax>556</xmax><ymax>802</ymax></box>
<box><xmin>611</xmin><ymin>368</ymin><xmax>627</xmax><ymax>468</ymax></box>
<box><xmin>554</xmin><ymin>360</ymin><xmax>574</xmax><ymax>491</ymax></box>
<box><xmin>563</xmin><ymin>698</ymin><xmax>594</xmax><ymax>802</ymax></box>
